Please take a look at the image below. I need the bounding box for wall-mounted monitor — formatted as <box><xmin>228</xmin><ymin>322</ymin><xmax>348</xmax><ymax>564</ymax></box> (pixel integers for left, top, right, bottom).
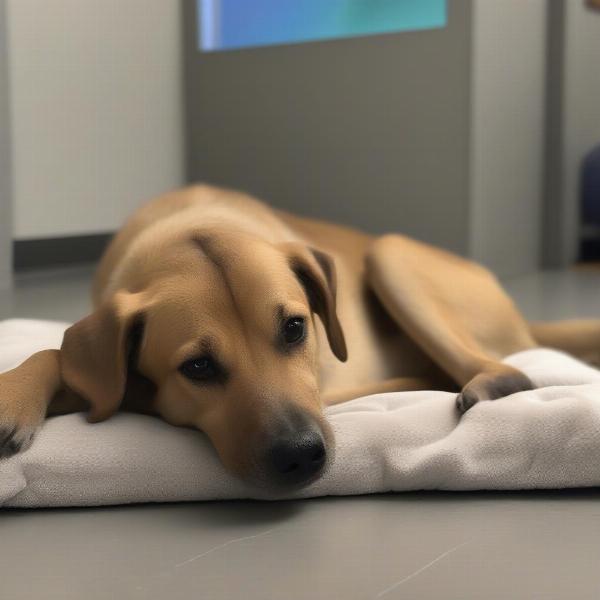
<box><xmin>198</xmin><ymin>0</ymin><xmax>447</xmax><ymax>52</ymax></box>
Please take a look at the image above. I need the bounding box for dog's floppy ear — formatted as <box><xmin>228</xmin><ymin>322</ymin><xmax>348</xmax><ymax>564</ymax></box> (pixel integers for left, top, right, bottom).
<box><xmin>60</xmin><ymin>292</ymin><xmax>146</xmax><ymax>423</ymax></box>
<box><xmin>282</xmin><ymin>243</ymin><xmax>347</xmax><ymax>362</ymax></box>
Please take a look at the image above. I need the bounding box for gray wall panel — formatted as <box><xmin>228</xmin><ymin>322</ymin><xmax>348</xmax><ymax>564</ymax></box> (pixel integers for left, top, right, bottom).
<box><xmin>542</xmin><ymin>0</ymin><xmax>567</xmax><ymax>267</ymax></box>
<box><xmin>184</xmin><ymin>0</ymin><xmax>472</xmax><ymax>254</ymax></box>
<box><xmin>469</xmin><ymin>0</ymin><xmax>546</xmax><ymax>277</ymax></box>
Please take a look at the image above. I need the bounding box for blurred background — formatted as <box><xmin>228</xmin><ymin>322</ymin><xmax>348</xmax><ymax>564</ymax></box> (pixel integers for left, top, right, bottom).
<box><xmin>1</xmin><ymin>0</ymin><xmax>600</xmax><ymax>319</ymax></box>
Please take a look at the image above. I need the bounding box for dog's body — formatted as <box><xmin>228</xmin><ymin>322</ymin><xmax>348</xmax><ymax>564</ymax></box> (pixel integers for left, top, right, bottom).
<box><xmin>2</xmin><ymin>184</ymin><xmax>600</xmax><ymax>488</ymax></box>
<box><xmin>94</xmin><ymin>185</ymin><xmax>448</xmax><ymax>404</ymax></box>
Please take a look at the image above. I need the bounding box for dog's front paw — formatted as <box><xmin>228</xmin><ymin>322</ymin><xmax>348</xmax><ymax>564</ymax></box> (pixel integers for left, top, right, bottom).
<box><xmin>456</xmin><ymin>366</ymin><xmax>534</xmax><ymax>414</ymax></box>
<box><xmin>0</xmin><ymin>378</ymin><xmax>46</xmax><ymax>459</ymax></box>
<box><xmin>0</xmin><ymin>419</ymin><xmax>38</xmax><ymax>458</ymax></box>
<box><xmin>0</xmin><ymin>350</ymin><xmax>61</xmax><ymax>459</ymax></box>
<box><xmin>0</xmin><ymin>394</ymin><xmax>44</xmax><ymax>458</ymax></box>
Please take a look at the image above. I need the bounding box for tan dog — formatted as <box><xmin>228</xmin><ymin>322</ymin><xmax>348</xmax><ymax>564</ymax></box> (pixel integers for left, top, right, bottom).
<box><xmin>1</xmin><ymin>185</ymin><xmax>599</xmax><ymax>488</ymax></box>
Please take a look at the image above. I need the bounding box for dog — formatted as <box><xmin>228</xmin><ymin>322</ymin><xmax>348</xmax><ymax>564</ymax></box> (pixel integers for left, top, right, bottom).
<box><xmin>1</xmin><ymin>184</ymin><xmax>599</xmax><ymax>489</ymax></box>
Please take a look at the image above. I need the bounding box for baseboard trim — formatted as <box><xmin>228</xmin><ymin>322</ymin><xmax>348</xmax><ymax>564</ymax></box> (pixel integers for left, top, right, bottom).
<box><xmin>14</xmin><ymin>233</ymin><xmax>113</xmax><ymax>271</ymax></box>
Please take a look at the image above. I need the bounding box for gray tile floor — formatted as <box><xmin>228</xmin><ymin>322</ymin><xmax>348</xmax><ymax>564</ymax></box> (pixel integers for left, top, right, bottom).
<box><xmin>2</xmin><ymin>267</ymin><xmax>600</xmax><ymax>600</ymax></box>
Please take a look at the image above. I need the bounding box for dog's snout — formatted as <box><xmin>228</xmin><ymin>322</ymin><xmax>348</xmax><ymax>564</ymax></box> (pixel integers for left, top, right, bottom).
<box><xmin>267</xmin><ymin>429</ymin><xmax>326</xmax><ymax>486</ymax></box>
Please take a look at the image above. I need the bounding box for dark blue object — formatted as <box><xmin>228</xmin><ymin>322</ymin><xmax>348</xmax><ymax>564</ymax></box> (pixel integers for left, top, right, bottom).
<box><xmin>582</xmin><ymin>144</ymin><xmax>600</xmax><ymax>225</ymax></box>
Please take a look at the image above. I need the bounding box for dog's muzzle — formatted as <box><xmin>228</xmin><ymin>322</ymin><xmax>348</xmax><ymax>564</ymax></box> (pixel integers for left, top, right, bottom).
<box><xmin>260</xmin><ymin>406</ymin><xmax>328</xmax><ymax>487</ymax></box>
<box><xmin>265</xmin><ymin>428</ymin><xmax>326</xmax><ymax>486</ymax></box>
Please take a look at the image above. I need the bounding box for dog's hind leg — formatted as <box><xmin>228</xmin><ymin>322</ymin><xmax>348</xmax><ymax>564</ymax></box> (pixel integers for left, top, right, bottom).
<box><xmin>365</xmin><ymin>235</ymin><xmax>537</xmax><ymax>413</ymax></box>
<box><xmin>530</xmin><ymin>320</ymin><xmax>600</xmax><ymax>366</ymax></box>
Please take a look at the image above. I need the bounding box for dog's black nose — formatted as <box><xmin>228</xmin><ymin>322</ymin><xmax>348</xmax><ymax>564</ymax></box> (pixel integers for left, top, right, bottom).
<box><xmin>267</xmin><ymin>430</ymin><xmax>326</xmax><ymax>486</ymax></box>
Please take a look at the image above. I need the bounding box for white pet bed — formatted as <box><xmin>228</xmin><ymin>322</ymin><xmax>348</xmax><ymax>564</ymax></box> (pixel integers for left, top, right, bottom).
<box><xmin>2</xmin><ymin>319</ymin><xmax>600</xmax><ymax>508</ymax></box>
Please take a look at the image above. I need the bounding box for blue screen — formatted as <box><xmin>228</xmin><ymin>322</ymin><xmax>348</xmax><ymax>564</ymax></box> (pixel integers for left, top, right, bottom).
<box><xmin>199</xmin><ymin>0</ymin><xmax>447</xmax><ymax>52</ymax></box>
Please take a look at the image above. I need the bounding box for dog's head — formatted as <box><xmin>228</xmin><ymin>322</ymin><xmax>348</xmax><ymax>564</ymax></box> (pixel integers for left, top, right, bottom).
<box><xmin>60</xmin><ymin>231</ymin><xmax>347</xmax><ymax>489</ymax></box>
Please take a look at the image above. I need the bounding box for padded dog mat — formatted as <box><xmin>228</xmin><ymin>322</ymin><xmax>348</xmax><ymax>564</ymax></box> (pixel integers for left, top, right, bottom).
<box><xmin>2</xmin><ymin>319</ymin><xmax>600</xmax><ymax>507</ymax></box>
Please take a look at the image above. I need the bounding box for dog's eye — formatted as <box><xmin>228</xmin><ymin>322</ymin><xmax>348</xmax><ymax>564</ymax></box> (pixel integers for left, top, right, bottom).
<box><xmin>283</xmin><ymin>317</ymin><xmax>305</xmax><ymax>344</ymax></box>
<box><xmin>179</xmin><ymin>356</ymin><xmax>219</xmax><ymax>382</ymax></box>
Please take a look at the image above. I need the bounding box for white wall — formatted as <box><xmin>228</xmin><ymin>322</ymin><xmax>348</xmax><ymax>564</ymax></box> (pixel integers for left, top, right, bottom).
<box><xmin>469</xmin><ymin>0</ymin><xmax>547</xmax><ymax>277</ymax></box>
<box><xmin>560</xmin><ymin>2</ymin><xmax>600</xmax><ymax>264</ymax></box>
<box><xmin>6</xmin><ymin>0</ymin><xmax>184</xmax><ymax>240</ymax></box>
